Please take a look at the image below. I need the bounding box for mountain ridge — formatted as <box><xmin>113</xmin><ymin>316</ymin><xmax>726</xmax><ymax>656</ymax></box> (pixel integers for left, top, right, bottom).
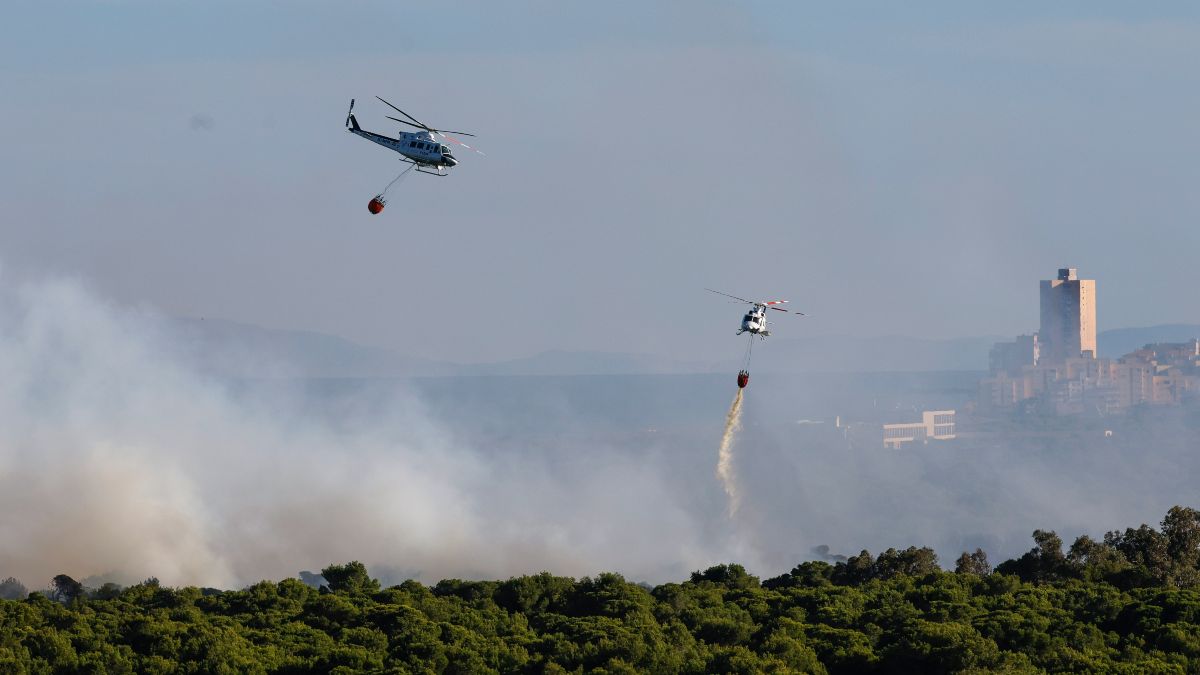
<box><xmin>164</xmin><ymin>317</ymin><xmax>1200</xmax><ymax>378</ymax></box>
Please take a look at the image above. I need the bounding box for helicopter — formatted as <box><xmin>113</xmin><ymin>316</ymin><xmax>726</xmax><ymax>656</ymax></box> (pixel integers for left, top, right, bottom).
<box><xmin>706</xmin><ymin>288</ymin><xmax>805</xmax><ymax>388</ymax></box>
<box><xmin>705</xmin><ymin>288</ymin><xmax>805</xmax><ymax>338</ymax></box>
<box><xmin>345</xmin><ymin>96</ymin><xmax>481</xmax><ymax>178</ymax></box>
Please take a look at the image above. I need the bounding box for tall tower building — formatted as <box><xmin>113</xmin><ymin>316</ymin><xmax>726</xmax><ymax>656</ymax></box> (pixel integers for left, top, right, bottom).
<box><xmin>1039</xmin><ymin>267</ymin><xmax>1096</xmax><ymax>364</ymax></box>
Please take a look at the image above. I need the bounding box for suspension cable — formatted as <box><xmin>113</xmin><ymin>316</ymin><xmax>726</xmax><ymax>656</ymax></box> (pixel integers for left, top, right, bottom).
<box><xmin>379</xmin><ymin>163</ymin><xmax>416</xmax><ymax>198</ymax></box>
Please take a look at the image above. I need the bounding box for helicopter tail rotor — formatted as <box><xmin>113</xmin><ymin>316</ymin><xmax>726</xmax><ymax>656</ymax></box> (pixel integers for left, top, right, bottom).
<box><xmin>346</xmin><ymin>99</ymin><xmax>360</xmax><ymax>131</ymax></box>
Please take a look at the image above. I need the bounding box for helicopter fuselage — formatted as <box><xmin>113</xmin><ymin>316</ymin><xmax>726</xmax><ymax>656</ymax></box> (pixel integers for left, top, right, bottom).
<box><xmin>737</xmin><ymin>305</ymin><xmax>770</xmax><ymax>337</ymax></box>
<box><xmin>348</xmin><ymin>119</ymin><xmax>457</xmax><ymax>169</ymax></box>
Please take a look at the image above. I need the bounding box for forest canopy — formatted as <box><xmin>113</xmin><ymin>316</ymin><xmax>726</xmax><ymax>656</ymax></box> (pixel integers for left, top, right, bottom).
<box><xmin>2</xmin><ymin>507</ymin><xmax>1200</xmax><ymax>673</ymax></box>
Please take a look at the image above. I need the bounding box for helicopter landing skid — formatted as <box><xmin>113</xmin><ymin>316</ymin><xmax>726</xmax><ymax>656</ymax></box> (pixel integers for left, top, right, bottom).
<box><xmin>399</xmin><ymin>157</ymin><xmax>449</xmax><ymax>177</ymax></box>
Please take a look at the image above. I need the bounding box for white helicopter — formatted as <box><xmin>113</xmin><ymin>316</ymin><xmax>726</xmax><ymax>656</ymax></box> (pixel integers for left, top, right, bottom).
<box><xmin>705</xmin><ymin>288</ymin><xmax>805</xmax><ymax>338</ymax></box>
<box><xmin>706</xmin><ymin>288</ymin><xmax>805</xmax><ymax>388</ymax></box>
<box><xmin>345</xmin><ymin>97</ymin><xmax>481</xmax><ymax>177</ymax></box>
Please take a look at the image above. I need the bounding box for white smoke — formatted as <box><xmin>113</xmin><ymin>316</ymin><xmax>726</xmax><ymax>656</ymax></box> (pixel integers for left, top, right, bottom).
<box><xmin>716</xmin><ymin>389</ymin><xmax>743</xmax><ymax>518</ymax></box>
<box><xmin>0</xmin><ymin>274</ymin><xmax>729</xmax><ymax>588</ymax></box>
<box><xmin>10</xmin><ymin>272</ymin><xmax>1179</xmax><ymax>590</ymax></box>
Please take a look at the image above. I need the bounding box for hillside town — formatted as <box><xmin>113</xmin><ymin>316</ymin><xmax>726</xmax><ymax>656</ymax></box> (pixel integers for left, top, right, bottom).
<box><xmin>876</xmin><ymin>267</ymin><xmax>1198</xmax><ymax>448</ymax></box>
<box><xmin>979</xmin><ymin>268</ymin><xmax>1199</xmax><ymax>416</ymax></box>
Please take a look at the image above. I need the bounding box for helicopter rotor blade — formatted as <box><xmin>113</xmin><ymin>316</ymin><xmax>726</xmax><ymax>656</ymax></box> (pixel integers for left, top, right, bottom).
<box><xmin>386</xmin><ymin>116</ymin><xmax>429</xmax><ymax>131</ymax></box>
<box><xmin>376</xmin><ymin>96</ymin><xmax>428</xmax><ymax>129</ymax></box>
<box><xmin>378</xmin><ymin>96</ymin><xmax>478</xmax><ymax>142</ymax></box>
<box><xmin>345</xmin><ymin>98</ymin><xmax>355</xmax><ymax>127</ymax></box>
<box><xmin>435</xmin><ymin>130</ymin><xmax>485</xmax><ymax>155</ymax></box>
<box><xmin>705</xmin><ymin>288</ymin><xmax>754</xmax><ymax>304</ymax></box>
<box><xmin>769</xmin><ymin>306</ymin><xmax>806</xmax><ymax>315</ymax></box>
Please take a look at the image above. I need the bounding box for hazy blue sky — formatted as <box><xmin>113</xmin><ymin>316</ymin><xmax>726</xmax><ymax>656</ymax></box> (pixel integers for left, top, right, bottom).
<box><xmin>2</xmin><ymin>1</ymin><xmax>1197</xmax><ymax>362</ymax></box>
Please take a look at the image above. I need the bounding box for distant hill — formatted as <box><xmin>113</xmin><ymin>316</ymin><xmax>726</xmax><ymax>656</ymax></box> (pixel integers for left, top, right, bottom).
<box><xmin>163</xmin><ymin>317</ymin><xmax>1200</xmax><ymax>378</ymax></box>
<box><xmin>163</xmin><ymin>318</ymin><xmax>709</xmax><ymax>378</ymax></box>
<box><xmin>696</xmin><ymin>326</ymin><xmax>1200</xmax><ymax>373</ymax></box>
<box><xmin>1097</xmin><ymin>324</ymin><xmax>1200</xmax><ymax>358</ymax></box>
<box><xmin>753</xmin><ymin>335</ymin><xmax>1002</xmax><ymax>373</ymax></box>
<box><xmin>164</xmin><ymin>318</ymin><xmax>997</xmax><ymax>377</ymax></box>
<box><xmin>463</xmin><ymin>350</ymin><xmax>715</xmax><ymax>376</ymax></box>
<box><xmin>164</xmin><ymin>318</ymin><xmax>457</xmax><ymax>378</ymax></box>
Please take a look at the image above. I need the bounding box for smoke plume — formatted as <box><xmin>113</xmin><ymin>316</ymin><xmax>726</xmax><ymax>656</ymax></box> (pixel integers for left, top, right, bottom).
<box><xmin>0</xmin><ymin>274</ymin><xmax>734</xmax><ymax>589</ymax></box>
<box><xmin>716</xmin><ymin>389</ymin><xmax>743</xmax><ymax>518</ymax></box>
<box><xmin>5</xmin><ymin>272</ymin><xmax>1194</xmax><ymax>591</ymax></box>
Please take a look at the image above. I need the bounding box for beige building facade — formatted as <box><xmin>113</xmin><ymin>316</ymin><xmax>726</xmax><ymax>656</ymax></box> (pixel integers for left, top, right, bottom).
<box><xmin>1039</xmin><ymin>267</ymin><xmax>1096</xmax><ymax>364</ymax></box>
<box><xmin>978</xmin><ymin>341</ymin><xmax>1199</xmax><ymax>415</ymax></box>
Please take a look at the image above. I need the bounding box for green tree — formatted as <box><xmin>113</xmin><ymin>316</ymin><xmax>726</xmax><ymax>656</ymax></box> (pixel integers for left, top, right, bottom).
<box><xmin>1161</xmin><ymin>506</ymin><xmax>1200</xmax><ymax>586</ymax></box>
<box><xmin>1106</xmin><ymin>524</ymin><xmax>1171</xmax><ymax>584</ymax></box>
<box><xmin>51</xmin><ymin>574</ymin><xmax>85</xmax><ymax>604</ymax></box>
<box><xmin>0</xmin><ymin>576</ymin><xmax>27</xmax><ymax>600</ymax></box>
<box><xmin>955</xmin><ymin>548</ymin><xmax>991</xmax><ymax>576</ymax></box>
<box><xmin>833</xmin><ymin>550</ymin><xmax>876</xmax><ymax>585</ymax></box>
<box><xmin>0</xmin><ymin>504</ymin><xmax>1198</xmax><ymax>674</ymax></box>
<box><xmin>997</xmin><ymin>530</ymin><xmax>1069</xmax><ymax>582</ymax></box>
<box><xmin>874</xmin><ymin>546</ymin><xmax>940</xmax><ymax>579</ymax></box>
<box><xmin>690</xmin><ymin>564</ymin><xmax>760</xmax><ymax>589</ymax></box>
<box><xmin>90</xmin><ymin>582</ymin><xmax>124</xmax><ymax>600</ymax></box>
<box><xmin>763</xmin><ymin>561</ymin><xmax>833</xmax><ymax>589</ymax></box>
<box><xmin>1066</xmin><ymin>535</ymin><xmax>1130</xmax><ymax>582</ymax></box>
<box><xmin>320</xmin><ymin>561</ymin><xmax>381</xmax><ymax>595</ymax></box>
<box><xmin>495</xmin><ymin>572</ymin><xmax>575</xmax><ymax>615</ymax></box>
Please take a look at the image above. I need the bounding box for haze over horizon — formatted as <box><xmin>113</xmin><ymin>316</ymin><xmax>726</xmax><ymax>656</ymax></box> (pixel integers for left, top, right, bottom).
<box><xmin>1</xmin><ymin>1</ymin><xmax>1199</xmax><ymax>596</ymax></box>
<box><xmin>3</xmin><ymin>1</ymin><xmax>1198</xmax><ymax>363</ymax></box>
<box><xmin>2</xmin><ymin>273</ymin><xmax>1194</xmax><ymax>589</ymax></box>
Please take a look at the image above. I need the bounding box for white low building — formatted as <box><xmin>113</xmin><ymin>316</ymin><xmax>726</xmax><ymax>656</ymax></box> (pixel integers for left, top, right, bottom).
<box><xmin>882</xmin><ymin>410</ymin><xmax>956</xmax><ymax>449</ymax></box>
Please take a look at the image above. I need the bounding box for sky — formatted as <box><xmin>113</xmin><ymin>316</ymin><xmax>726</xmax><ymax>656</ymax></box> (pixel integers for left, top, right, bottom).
<box><xmin>2</xmin><ymin>1</ymin><xmax>1198</xmax><ymax>363</ymax></box>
